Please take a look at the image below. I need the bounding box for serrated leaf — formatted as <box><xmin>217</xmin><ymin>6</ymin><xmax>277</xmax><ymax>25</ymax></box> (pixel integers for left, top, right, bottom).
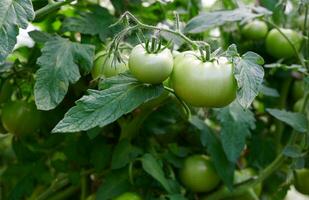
<box><xmin>34</xmin><ymin>36</ymin><xmax>95</xmax><ymax>110</ymax></box>
<box><xmin>141</xmin><ymin>153</ymin><xmax>174</xmax><ymax>193</ymax></box>
<box><xmin>189</xmin><ymin>116</ymin><xmax>235</xmax><ymax>190</ymax></box>
<box><xmin>216</xmin><ymin>101</ymin><xmax>255</xmax><ymax>163</ymax></box>
<box><xmin>53</xmin><ymin>73</ymin><xmax>164</xmax><ymax>133</ymax></box>
<box><xmin>28</xmin><ymin>30</ymin><xmax>52</xmax><ymax>43</ymax></box>
<box><xmin>184</xmin><ymin>6</ymin><xmax>271</xmax><ymax>33</ymax></box>
<box><xmin>61</xmin><ymin>5</ymin><xmax>117</xmax><ymax>41</ymax></box>
<box><xmin>267</xmin><ymin>109</ymin><xmax>308</xmax><ymax>133</ymax></box>
<box><xmin>96</xmin><ymin>169</ymin><xmax>131</xmax><ymax>200</ymax></box>
<box><xmin>111</xmin><ymin>139</ymin><xmax>143</xmax><ymax>169</ymax></box>
<box><xmin>234</xmin><ymin>51</ymin><xmax>265</xmax><ymax>108</ymax></box>
<box><xmin>0</xmin><ymin>0</ymin><xmax>34</xmax><ymax>63</ymax></box>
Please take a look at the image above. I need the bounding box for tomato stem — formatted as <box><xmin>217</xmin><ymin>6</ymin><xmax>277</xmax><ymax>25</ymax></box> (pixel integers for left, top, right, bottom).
<box><xmin>35</xmin><ymin>0</ymin><xmax>75</xmax><ymax>19</ymax></box>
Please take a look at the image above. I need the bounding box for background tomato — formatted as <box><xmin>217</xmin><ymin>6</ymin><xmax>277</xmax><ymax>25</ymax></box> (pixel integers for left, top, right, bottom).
<box><xmin>292</xmin><ymin>80</ymin><xmax>305</xmax><ymax>101</ymax></box>
<box><xmin>241</xmin><ymin>20</ymin><xmax>268</xmax><ymax>40</ymax></box>
<box><xmin>114</xmin><ymin>192</ymin><xmax>142</xmax><ymax>200</ymax></box>
<box><xmin>91</xmin><ymin>53</ymin><xmax>128</xmax><ymax>79</ymax></box>
<box><xmin>180</xmin><ymin>155</ymin><xmax>220</xmax><ymax>193</ymax></box>
<box><xmin>129</xmin><ymin>44</ymin><xmax>173</xmax><ymax>84</ymax></box>
<box><xmin>294</xmin><ymin>169</ymin><xmax>309</xmax><ymax>195</ymax></box>
<box><xmin>265</xmin><ymin>28</ymin><xmax>302</xmax><ymax>59</ymax></box>
<box><xmin>171</xmin><ymin>52</ymin><xmax>237</xmax><ymax>107</ymax></box>
<box><xmin>1</xmin><ymin>101</ymin><xmax>41</xmax><ymax>136</ymax></box>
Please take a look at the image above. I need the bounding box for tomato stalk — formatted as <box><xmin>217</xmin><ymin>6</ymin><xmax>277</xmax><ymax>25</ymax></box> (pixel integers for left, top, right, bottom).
<box><xmin>303</xmin><ymin>5</ymin><xmax>309</xmax><ymax>66</ymax></box>
<box><xmin>206</xmin><ymin>93</ymin><xmax>309</xmax><ymax>200</ymax></box>
<box><xmin>35</xmin><ymin>0</ymin><xmax>75</xmax><ymax>19</ymax></box>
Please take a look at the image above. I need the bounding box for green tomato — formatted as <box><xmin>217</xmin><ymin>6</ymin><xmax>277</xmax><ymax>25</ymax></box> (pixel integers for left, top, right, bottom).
<box><xmin>129</xmin><ymin>44</ymin><xmax>173</xmax><ymax>84</ymax></box>
<box><xmin>292</xmin><ymin>80</ymin><xmax>304</xmax><ymax>101</ymax></box>
<box><xmin>171</xmin><ymin>52</ymin><xmax>237</xmax><ymax>107</ymax></box>
<box><xmin>265</xmin><ymin>28</ymin><xmax>302</xmax><ymax>59</ymax></box>
<box><xmin>1</xmin><ymin>101</ymin><xmax>41</xmax><ymax>136</ymax></box>
<box><xmin>294</xmin><ymin>168</ymin><xmax>309</xmax><ymax>195</ymax></box>
<box><xmin>114</xmin><ymin>192</ymin><xmax>142</xmax><ymax>200</ymax></box>
<box><xmin>180</xmin><ymin>155</ymin><xmax>221</xmax><ymax>193</ymax></box>
<box><xmin>241</xmin><ymin>20</ymin><xmax>268</xmax><ymax>40</ymax></box>
<box><xmin>91</xmin><ymin>53</ymin><xmax>128</xmax><ymax>79</ymax></box>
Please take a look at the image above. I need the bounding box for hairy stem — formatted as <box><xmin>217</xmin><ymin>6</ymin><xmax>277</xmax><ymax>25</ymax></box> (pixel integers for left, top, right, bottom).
<box><xmin>35</xmin><ymin>0</ymin><xmax>75</xmax><ymax>19</ymax></box>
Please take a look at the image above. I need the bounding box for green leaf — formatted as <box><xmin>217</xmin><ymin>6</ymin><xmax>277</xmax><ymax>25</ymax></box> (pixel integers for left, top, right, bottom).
<box><xmin>111</xmin><ymin>139</ymin><xmax>143</xmax><ymax>169</ymax></box>
<box><xmin>61</xmin><ymin>5</ymin><xmax>117</xmax><ymax>41</ymax></box>
<box><xmin>28</xmin><ymin>30</ymin><xmax>52</xmax><ymax>43</ymax></box>
<box><xmin>166</xmin><ymin>194</ymin><xmax>188</xmax><ymax>200</ymax></box>
<box><xmin>0</xmin><ymin>0</ymin><xmax>34</xmax><ymax>63</ymax></box>
<box><xmin>216</xmin><ymin>101</ymin><xmax>255</xmax><ymax>162</ymax></box>
<box><xmin>52</xmin><ymin>73</ymin><xmax>164</xmax><ymax>133</ymax></box>
<box><xmin>260</xmin><ymin>84</ymin><xmax>279</xmax><ymax>97</ymax></box>
<box><xmin>266</xmin><ymin>109</ymin><xmax>308</xmax><ymax>133</ymax></box>
<box><xmin>141</xmin><ymin>153</ymin><xmax>174</xmax><ymax>193</ymax></box>
<box><xmin>184</xmin><ymin>6</ymin><xmax>271</xmax><ymax>33</ymax></box>
<box><xmin>189</xmin><ymin>116</ymin><xmax>235</xmax><ymax>190</ymax></box>
<box><xmin>96</xmin><ymin>169</ymin><xmax>131</xmax><ymax>200</ymax></box>
<box><xmin>34</xmin><ymin>36</ymin><xmax>95</xmax><ymax>110</ymax></box>
<box><xmin>283</xmin><ymin>146</ymin><xmax>303</xmax><ymax>158</ymax></box>
<box><xmin>234</xmin><ymin>51</ymin><xmax>265</xmax><ymax>108</ymax></box>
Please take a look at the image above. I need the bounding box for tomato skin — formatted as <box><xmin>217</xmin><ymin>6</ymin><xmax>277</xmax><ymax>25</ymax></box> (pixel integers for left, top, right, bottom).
<box><xmin>180</xmin><ymin>155</ymin><xmax>220</xmax><ymax>193</ymax></box>
<box><xmin>294</xmin><ymin>168</ymin><xmax>309</xmax><ymax>195</ymax></box>
<box><xmin>129</xmin><ymin>44</ymin><xmax>174</xmax><ymax>84</ymax></box>
<box><xmin>265</xmin><ymin>28</ymin><xmax>302</xmax><ymax>59</ymax></box>
<box><xmin>242</xmin><ymin>20</ymin><xmax>268</xmax><ymax>40</ymax></box>
<box><xmin>91</xmin><ymin>53</ymin><xmax>128</xmax><ymax>79</ymax></box>
<box><xmin>114</xmin><ymin>192</ymin><xmax>142</xmax><ymax>200</ymax></box>
<box><xmin>171</xmin><ymin>52</ymin><xmax>237</xmax><ymax>107</ymax></box>
<box><xmin>1</xmin><ymin>101</ymin><xmax>41</xmax><ymax>136</ymax></box>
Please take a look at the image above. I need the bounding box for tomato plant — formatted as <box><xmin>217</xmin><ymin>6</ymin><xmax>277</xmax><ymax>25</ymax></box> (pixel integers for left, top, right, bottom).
<box><xmin>171</xmin><ymin>52</ymin><xmax>237</xmax><ymax>107</ymax></box>
<box><xmin>0</xmin><ymin>0</ymin><xmax>308</xmax><ymax>200</ymax></box>
<box><xmin>1</xmin><ymin>101</ymin><xmax>41</xmax><ymax>136</ymax></box>
<box><xmin>241</xmin><ymin>20</ymin><xmax>268</xmax><ymax>40</ymax></box>
<box><xmin>265</xmin><ymin>28</ymin><xmax>302</xmax><ymax>59</ymax></box>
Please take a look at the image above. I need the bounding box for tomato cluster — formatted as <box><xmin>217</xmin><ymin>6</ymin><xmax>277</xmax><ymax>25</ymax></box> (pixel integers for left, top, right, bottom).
<box><xmin>241</xmin><ymin>20</ymin><xmax>302</xmax><ymax>59</ymax></box>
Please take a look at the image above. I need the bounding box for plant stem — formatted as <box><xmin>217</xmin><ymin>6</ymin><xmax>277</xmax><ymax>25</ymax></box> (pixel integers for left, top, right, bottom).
<box><xmin>206</xmin><ymin>94</ymin><xmax>308</xmax><ymax>200</ymax></box>
<box><xmin>303</xmin><ymin>5</ymin><xmax>309</xmax><ymax>67</ymax></box>
<box><xmin>37</xmin><ymin>176</ymin><xmax>70</xmax><ymax>200</ymax></box>
<box><xmin>118</xmin><ymin>11</ymin><xmax>200</xmax><ymax>50</ymax></box>
<box><xmin>35</xmin><ymin>0</ymin><xmax>75</xmax><ymax>19</ymax></box>
<box><xmin>263</xmin><ymin>19</ymin><xmax>305</xmax><ymax>67</ymax></box>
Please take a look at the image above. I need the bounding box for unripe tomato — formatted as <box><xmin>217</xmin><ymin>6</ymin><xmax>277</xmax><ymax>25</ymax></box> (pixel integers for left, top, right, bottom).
<box><xmin>114</xmin><ymin>192</ymin><xmax>142</xmax><ymax>200</ymax></box>
<box><xmin>292</xmin><ymin>80</ymin><xmax>304</xmax><ymax>101</ymax></box>
<box><xmin>241</xmin><ymin>20</ymin><xmax>268</xmax><ymax>40</ymax></box>
<box><xmin>91</xmin><ymin>53</ymin><xmax>128</xmax><ymax>79</ymax></box>
<box><xmin>171</xmin><ymin>52</ymin><xmax>237</xmax><ymax>107</ymax></box>
<box><xmin>1</xmin><ymin>101</ymin><xmax>41</xmax><ymax>136</ymax></box>
<box><xmin>294</xmin><ymin>168</ymin><xmax>309</xmax><ymax>195</ymax></box>
<box><xmin>129</xmin><ymin>44</ymin><xmax>173</xmax><ymax>84</ymax></box>
<box><xmin>265</xmin><ymin>28</ymin><xmax>302</xmax><ymax>59</ymax></box>
<box><xmin>180</xmin><ymin>155</ymin><xmax>220</xmax><ymax>193</ymax></box>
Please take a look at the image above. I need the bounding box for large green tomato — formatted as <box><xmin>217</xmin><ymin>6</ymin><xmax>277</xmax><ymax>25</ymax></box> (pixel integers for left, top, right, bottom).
<box><xmin>91</xmin><ymin>53</ymin><xmax>128</xmax><ymax>79</ymax></box>
<box><xmin>129</xmin><ymin>44</ymin><xmax>173</xmax><ymax>84</ymax></box>
<box><xmin>1</xmin><ymin>101</ymin><xmax>41</xmax><ymax>136</ymax></box>
<box><xmin>171</xmin><ymin>52</ymin><xmax>237</xmax><ymax>107</ymax></box>
<box><xmin>114</xmin><ymin>192</ymin><xmax>142</xmax><ymax>200</ymax></box>
<box><xmin>294</xmin><ymin>168</ymin><xmax>309</xmax><ymax>195</ymax></box>
<box><xmin>265</xmin><ymin>28</ymin><xmax>302</xmax><ymax>59</ymax></box>
<box><xmin>241</xmin><ymin>20</ymin><xmax>268</xmax><ymax>40</ymax></box>
<box><xmin>180</xmin><ymin>155</ymin><xmax>220</xmax><ymax>193</ymax></box>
